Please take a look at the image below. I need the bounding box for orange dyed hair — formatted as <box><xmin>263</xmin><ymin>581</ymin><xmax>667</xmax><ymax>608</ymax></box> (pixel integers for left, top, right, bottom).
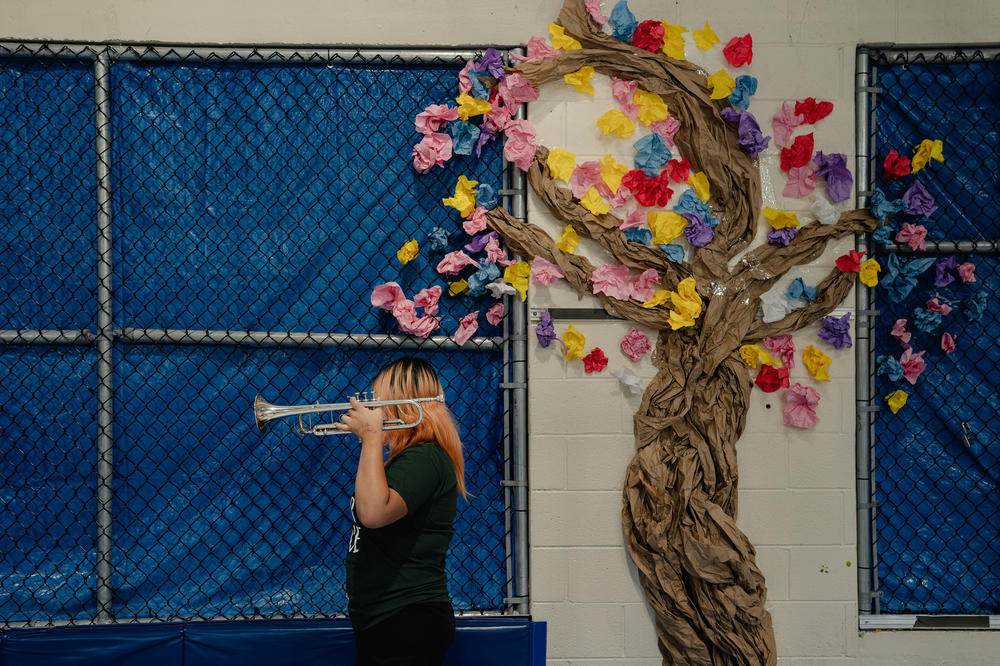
<box><xmin>373</xmin><ymin>357</ymin><xmax>466</xmax><ymax>498</ymax></box>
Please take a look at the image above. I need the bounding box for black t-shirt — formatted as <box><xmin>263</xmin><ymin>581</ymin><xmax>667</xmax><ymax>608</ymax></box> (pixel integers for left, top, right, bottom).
<box><xmin>346</xmin><ymin>442</ymin><xmax>458</xmax><ymax>630</ymax></box>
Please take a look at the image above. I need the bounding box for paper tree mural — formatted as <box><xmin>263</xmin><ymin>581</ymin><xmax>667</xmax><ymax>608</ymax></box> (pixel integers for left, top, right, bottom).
<box><xmin>390</xmin><ymin>1</ymin><xmax>887</xmax><ymax>663</ymax></box>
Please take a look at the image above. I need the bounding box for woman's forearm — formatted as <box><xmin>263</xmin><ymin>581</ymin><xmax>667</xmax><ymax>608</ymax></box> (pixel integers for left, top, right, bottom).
<box><xmin>353</xmin><ymin>430</ymin><xmax>391</xmax><ymax>526</ymax></box>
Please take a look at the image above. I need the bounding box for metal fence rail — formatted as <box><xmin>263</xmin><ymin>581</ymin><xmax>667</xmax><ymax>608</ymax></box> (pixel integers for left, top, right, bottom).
<box><xmin>0</xmin><ymin>43</ymin><xmax>528</xmax><ymax>626</ymax></box>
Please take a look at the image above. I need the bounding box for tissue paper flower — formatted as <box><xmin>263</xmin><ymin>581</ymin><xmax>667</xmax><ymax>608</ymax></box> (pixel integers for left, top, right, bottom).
<box><xmin>683</xmin><ymin>219</ymin><xmax>714</xmax><ymax>247</ymax></box>
<box><xmin>882</xmin><ymin>150</ymin><xmax>911</xmax><ymax>180</ymax></box>
<box><xmin>902</xmin><ymin>179</ymin><xmax>938</xmax><ymax>218</ymax></box>
<box><xmin>371</xmin><ymin>282</ymin><xmax>407</xmax><ymax>310</ymax></box>
<box><xmin>497</xmin><ymin>72</ymin><xmax>540</xmax><ymax>109</ymax></box>
<box><xmin>835</xmin><ymin>250</ymin><xmax>866</xmax><ymax>272</ymax></box>
<box><xmin>784</xmin><ymin>383</ymin><xmax>820</xmax><ymax>429</ymax></box>
<box><xmin>786</xmin><ymin>277</ymin><xmax>817</xmax><ymax>301</ymax></box>
<box><xmin>780</xmin><ymin>133</ymin><xmax>814</xmax><ymax>171</ymax></box>
<box><xmin>392</xmin><ymin>302</ymin><xmax>441</xmax><ymax>338</ymax></box>
<box><xmin>463</xmin><ymin>206</ymin><xmax>488</xmax><ymax>235</ymax></box>
<box><xmin>623</xmin><ymin>170</ymin><xmax>674</xmax><ymax>208</ymax></box>
<box><xmin>755</xmin><ymin>365</ymin><xmax>790</xmax><ymax>393</ymax></box>
<box><xmin>623</xmin><ymin>226</ymin><xmax>653</xmax><ymax>245</ymax></box>
<box><xmin>581</xmin><ymin>187</ymin><xmax>612</xmax><ymax>216</ymax></box>
<box><xmin>763</xmin><ymin>207</ymin><xmax>800</xmax><ymax>229</ymax></box>
<box><xmin>719</xmin><ymin>108</ymin><xmax>771</xmax><ymax>157</ymax></box>
<box><xmin>547</xmin><ymin>149</ymin><xmax>577</xmax><ymax>182</ymax></box>
<box><xmin>911</xmin><ymin>139</ymin><xmax>944</xmax><ymax>173</ymax></box>
<box><xmin>600</xmin><ymin>155</ymin><xmax>629</xmax><ymax>192</ymax></box>
<box><xmin>436</xmin><ymin>250</ymin><xmax>479</xmax><ymax>276</ymax></box>
<box><xmin>651</xmin><ymin>116</ymin><xmax>682</xmax><ymax>146</ymax></box>
<box><xmin>564</xmin><ymin>66</ymin><xmax>596</xmax><ymax>94</ymax></box>
<box><xmin>503</xmin><ymin>119</ymin><xmax>538</xmax><ymax>171</ymax></box>
<box><xmin>666</xmin><ymin>157</ymin><xmax>690</xmax><ymax>183</ymax></box>
<box><xmin>597</xmin><ymin>109</ymin><xmax>637</xmax><ymax>138</ymax></box>
<box><xmin>877</xmin><ymin>354</ymin><xmax>904</xmax><ymax>381</ymax></box>
<box><xmin>592</xmin><ymin>264</ymin><xmax>632</xmax><ymax>300</ymax></box>
<box><xmin>583</xmin><ymin>347</ymin><xmax>609</xmax><ymax>373</ymax></box>
<box><xmin>739</xmin><ymin>344</ymin><xmax>781</xmax><ymax>369</ymax></box>
<box><xmin>448</xmin><ymin>279</ymin><xmax>468</xmax><ymax>296</ymax></box>
<box><xmin>454</xmin><ymin>311</ymin><xmax>480</xmax><ymax>346</ymax></box>
<box><xmin>794</xmin><ymin>97</ymin><xmax>833</xmax><ymax>124</ymax></box>
<box><xmin>569</xmin><ymin>161</ymin><xmax>603</xmax><ymax>199</ymax></box>
<box><xmin>611</xmin><ymin>78</ymin><xmax>639</xmax><ymax>118</ymax></box>
<box><xmin>941</xmin><ymin>332</ymin><xmax>956</xmax><ymax>354</ymax></box>
<box><xmin>810</xmin><ymin>194</ymin><xmax>839</xmax><ymax>225</ymax></box>
<box><xmin>895</xmin><ymin>223</ymin><xmax>928</xmax><ymax>251</ymax></box>
<box><xmin>926</xmin><ymin>296</ymin><xmax>952</xmax><ymax>316</ymax></box>
<box><xmin>455</xmin><ymin>93</ymin><xmax>491</xmax><ymax>121</ymax></box>
<box><xmin>818</xmin><ymin>312</ymin><xmax>852</xmax><ymax>349</ymax></box>
<box><xmin>933</xmin><ymin>256</ymin><xmax>957</xmax><ymax>287</ymax></box>
<box><xmin>693</xmin><ymin>21</ymin><xmax>720</xmax><ymax>49</ymax></box>
<box><xmin>634</xmin><ymin>133</ymin><xmax>672</xmax><ymax>172</ymax></box>
<box><xmin>632</xmin><ymin>19</ymin><xmax>665</xmax><ymax>52</ymax></box>
<box><xmin>558</xmin><ymin>224</ymin><xmax>580</xmax><ymax>254</ymax></box>
<box><xmin>891</xmin><ymin>319</ymin><xmax>911</xmax><ymax>345</ymax></box>
<box><xmin>633</xmin><ymin>89</ymin><xmax>670</xmax><ymax>125</ymax></box>
<box><xmin>535</xmin><ymin>311</ymin><xmax>558</xmax><ymax>348</ymax></box>
<box><xmin>723</xmin><ymin>34</ymin><xmax>753</xmax><ymax>67</ymax></box>
<box><xmin>548</xmin><ymin>22</ymin><xmax>582</xmax><ymax>50</ymax></box>
<box><xmin>609</xmin><ymin>0</ymin><xmax>639</xmax><ymax>41</ymax></box>
<box><xmin>958</xmin><ymin>262</ymin><xmax>976</xmax><ymax>283</ymax></box>
<box><xmin>531</xmin><ymin>256</ymin><xmax>564</xmax><ymax>285</ymax></box>
<box><xmin>885</xmin><ymin>390</ymin><xmax>908</xmax><ymax>414</ymax></box>
<box><xmin>965</xmin><ymin>291</ymin><xmax>988</xmax><ymax>322</ymax></box>
<box><xmin>413</xmin><ymin>285</ymin><xmax>442</xmax><ymax>316</ymax></box>
<box><xmin>612</xmin><ymin>366</ymin><xmax>644</xmax><ymax>395</ymax></box>
<box><xmin>464</xmin><ymin>231</ymin><xmax>496</xmax><ymax>254</ymax></box>
<box><xmin>628</xmin><ymin>269</ymin><xmax>661</xmax><ymax>302</ymax></box>
<box><xmin>476</xmin><ymin>183</ymin><xmax>498</xmax><ymax>209</ymax></box>
<box><xmin>899</xmin><ymin>348</ymin><xmax>926</xmax><ymax>385</ymax></box>
<box><xmin>803</xmin><ymin>345</ymin><xmax>832</xmax><ymax>381</ymax></box>
<box><xmin>585</xmin><ymin>0</ymin><xmax>609</xmax><ymax>24</ymax></box>
<box><xmin>870</xmin><ymin>189</ymin><xmax>906</xmax><ymax>222</ymax></box>
<box><xmin>880</xmin><ymin>255</ymin><xmax>936</xmax><ymax>302</ymax></box>
<box><xmin>767</xmin><ymin>227</ymin><xmax>798</xmax><ymax>246</ymax></box>
<box><xmin>859</xmin><ymin>258</ymin><xmax>881</xmax><ymax>286</ymax></box>
<box><xmin>442</xmin><ymin>175</ymin><xmax>478</xmax><ymax>217</ymax></box>
<box><xmin>707</xmin><ymin>69</ymin><xmax>736</xmax><ymax>99</ymax></box>
<box><xmin>913</xmin><ymin>307</ymin><xmax>942</xmax><ymax>333</ymax></box>
<box><xmin>451</xmin><ymin>121</ymin><xmax>480</xmax><ymax>156</ymax></box>
<box><xmin>665</xmin><ymin>277</ymin><xmax>703</xmax><ymax>330</ymax></box>
<box><xmin>783</xmin><ymin>166</ymin><xmax>817</xmax><ymax>198</ymax></box>
<box><xmin>647</xmin><ymin>211</ymin><xmax>686</xmax><ymax>244</ymax></box>
<box><xmin>485</xmin><ymin>280</ymin><xmax>515</xmax><ymax>299</ymax></box>
<box><xmin>660</xmin><ymin>243</ymin><xmax>685</xmax><ymax>262</ymax></box>
<box><xmin>660</xmin><ymin>22</ymin><xmax>687</xmax><ymax>60</ymax></box>
<box><xmin>642</xmin><ymin>289</ymin><xmax>669</xmax><ymax>308</ymax></box>
<box><xmin>412</xmin><ymin>132</ymin><xmax>454</xmax><ymax>173</ymax></box>
<box><xmin>515</xmin><ymin>37</ymin><xmax>559</xmax><ymax>62</ymax></box>
<box><xmin>763</xmin><ymin>335</ymin><xmax>795</xmax><ymax>368</ymax></box>
<box><xmin>688</xmin><ymin>172</ymin><xmax>710</xmax><ymax>201</ymax></box>
<box><xmin>813</xmin><ymin>151</ymin><xmax>853</xmax><ymax>203</ymax></box>
<box><xmin>729</xmin><ymin>75</ymin><xmax>757</xmax><ymax>112</ymax></box>
<box><xmin>415</xmin><ymin>104</ymin><xmax>460</xmax><ymax>134</ymax></box>
<box><xmin>621</xmin><ymin>327</ymin><xmax>652</xmax><ymax>361</ymax></box>
<box><xmin>503</xmin><ymin>261</ymin><xmax>530</xmax><ymax>301</ymax></box>
<box><xmin>483</xmin><ymin>237</ymin><xmax>513</xmax><ymax>266</ymax></box>
<box><xmin>759</xmin><ymin>290</ymin><xmax>791</xmax><ymax>323</ymax></box>
<box><xmin>619</xmin><ymin>209</ymin><xmax>645</xmax><ymax>230</ymax></box>
<box><xmin>563</xmin><ymin>325</ymin><xmax>585</xmax><ymax>361</ymax></box>
<box><xmin>772</xmin><ymin>101</ymin><xmax>804</xmax><ymax>148</ymax></box>
<box><xmin>397</xmin><ymin>239</ymin><xmax>419</xmax><ymax>264</ymax></box>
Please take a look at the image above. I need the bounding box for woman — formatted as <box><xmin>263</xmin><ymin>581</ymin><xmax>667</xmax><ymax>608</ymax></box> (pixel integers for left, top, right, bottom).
<box><xmin>336</xmin><ymin>357</ymin><xmax>466</xmax><ymax>666</ymax></box>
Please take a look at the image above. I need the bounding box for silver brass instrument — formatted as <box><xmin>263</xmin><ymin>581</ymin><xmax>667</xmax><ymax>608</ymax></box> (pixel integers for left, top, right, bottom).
<box><xmin>253</xmin><ymin>393</ymin><xmax>445</xmax><ymax>436</ymax></box>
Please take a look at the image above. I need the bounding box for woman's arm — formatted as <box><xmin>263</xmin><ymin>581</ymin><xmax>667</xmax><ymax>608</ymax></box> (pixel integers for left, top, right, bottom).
<box><xmin>337</xmin><ymin>397</ymin><xmax>409</xmax><ymax>529</ymax></box>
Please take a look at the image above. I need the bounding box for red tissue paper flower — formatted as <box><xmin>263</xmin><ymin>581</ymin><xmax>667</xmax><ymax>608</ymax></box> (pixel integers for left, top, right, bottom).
<box><xmin>623</xmin><ymin>169</ymin><xmax>674</xmax><ymax>207</ymax></box>
<box><xmin>666</xmin><ymin>157</ymin><xmax>690</xmax><ymax>183</ymax></box>
<box><xmin>882</xmin><ymin>150</ymin><xmax>911</xmax><ymax>180</ymax></box>
<box><xmin>835</xmin><ymin>250</ymin><xmax>866</xmax><ymax>272</ymax></box>
<box><xmin>723</xmin><ymin>34</ymin><xmax>753</xmax><ymax>67</ymax></box>
<box><xmin>794</xmin><ymin>97</ymin><xmax>834</xmax><ymax>124</ymax></box>
<box><xmin>779</xmin><ymin>133</ymin><xmax>814</xmax><ymax>172</ymax></box>
<box><xmin>755</xmin><ymin>365</ymin><xmax>789</xmax><ymax>393</ymax></box>
<box><xmin>583</xmin><ymin>347</ymin><xmax>609</xmax><ymax>373</ymax></box>
<box><xmin>632</xmin><ymin>20</ymin><xmax>665</xmax><ymax>53</ymax></box>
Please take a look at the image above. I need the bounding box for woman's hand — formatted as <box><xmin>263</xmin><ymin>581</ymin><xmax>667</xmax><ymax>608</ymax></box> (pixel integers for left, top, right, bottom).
<box><xmin>336</xmin><ymin>397</ymin><xmax>384</xmax><ymax>438</ymax></box>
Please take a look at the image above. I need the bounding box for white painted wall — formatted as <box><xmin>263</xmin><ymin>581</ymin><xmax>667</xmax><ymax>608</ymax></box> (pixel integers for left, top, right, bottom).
<box><xmin>5</xmin><ymin>1</ymin><xmax>999</xmax><ymax>664</ymax></box>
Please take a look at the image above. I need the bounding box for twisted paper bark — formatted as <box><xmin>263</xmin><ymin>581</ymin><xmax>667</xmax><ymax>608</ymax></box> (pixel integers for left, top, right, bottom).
<box><xmin>486</xmin><ymin>2</ymin><xmax>878</xmax><ymax>663</ymax></box>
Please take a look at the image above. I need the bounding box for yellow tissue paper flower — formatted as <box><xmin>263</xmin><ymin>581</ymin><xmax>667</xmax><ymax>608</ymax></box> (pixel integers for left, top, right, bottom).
<box><xmin>803</xmin><ymin>345</ymin><xmax>832</xmax><ymax>382</ymax></box>
<box><xmin>688</xmin><ymin>171</ymin><xmax>710</xmax><ymax>201</ymax></box>
<box><xmin>707</xmin><ymin>69</ymin><xmax>736</xmax><ymax>100</ymax></box>
<box><xmin>692</xmin><ymin>21</ymin><xmax>720</xmax><ymax>50</ymax></box>
<box><xmin>739</xmin><ymin>344</ymin><xmax>781</xmax><ymax>369</ymax></box>
<box><xmin>885</xmin><ymin>389</ymin><xmax>908</xmax><ymax>414</ymax></box>
<box><xmin>763</xmin><ymin>207</ymin><xmax>800</xmax><ymax>229</ymax></box>
<box><xmin>448</xmin><ymin>279</ymin><xmax>468</xmax><ymax>296</ymax></box>
<box><xmin>503</xmin><ymin>261</ymin><xmax>530</xmax><ymax>301</ymax></box>
<box><xmin>633</xmin><ymin>89</ymin><xmax>669</xmax><ymax>126</ymax></box>
<box><xmin>442</xmin><ymin>175</ymin><xmax>479</xmax><ymax>217</ymax></box>
<box><xmin>661</xmin><ymin>22</ymin><xmax>687</xmax><ymax>60</ymax></box>
<box><xmin>564</xmin><ymin>66</ymin><xmax>595</xmax><ymax>95</ymax></box>
<box><xmin>562</xmin><ymin>325</ymin><xmax>585</xmax><ymax>361</ymax></box>
<box><xmin>647</xmin><ymin>211</ymin><xmax>687</xmax><ymax>244</ymax></box>
<box><xmin>547</xmin><ymin>149</ymin><xmax>577</xmax><ymax>182</ymax></box>
<box><xmin>600</xmin><ymin>155</ymin><xmax>628</xmax><ymax>192</ymax></box>
<box><xmin>548</xmin><ymin>23</ymin><xmax>582</xmax><ymax>50</ymax></box>
<box><xmin>580</xmin><ymin>187</ymin><xmax>611</xmax><ymax>216</ymax></box>
<box><xmin>455</xmin><ymin>93</ymin><xmax>492</xmax><ymax>121</ymax></box>
<box><xmin>911</xmin><ymin>139</ymin><xmax>944</xmax><ymax>173</ymax></box>
<box><xmin>597</xmin><ymin>109</ymin><xmax>636</xmax><ymax>138</ymax></box>
<box><xmin>558</xmin><ymin>224</ymin><xmax>580</xmax><ymax>254</ymax></box>
<box><xmin>859</xmin><ymin>258</ymin><xmax>881</xmax><ymax>287</ymax></box>
<box><xmin>642</xmin><ymin>289</ymin><xmax>670</xmax><ymax>308</ymax></box>
<box><xmin>666</xmin><ymin>277</ymin><xmax>702</xmax><ymax>330</ymax></box>
<box><xmin>396</xmin><ymin>239</ymin><xmax>419</xmax><ymax>265</ymax></box>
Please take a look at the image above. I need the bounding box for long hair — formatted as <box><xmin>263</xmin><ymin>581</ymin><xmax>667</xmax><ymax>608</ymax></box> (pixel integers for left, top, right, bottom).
<box><xmin>372</xmin><ymin>357</ymin><xmax>466</xmax><ymax>498</ymax></box>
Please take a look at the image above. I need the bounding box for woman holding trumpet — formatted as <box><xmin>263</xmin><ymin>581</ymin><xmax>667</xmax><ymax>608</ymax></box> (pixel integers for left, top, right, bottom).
<box><xmin>335</xmin><ymin>357</ymin><xmax>466</xmax><ymax>666</ymax></box>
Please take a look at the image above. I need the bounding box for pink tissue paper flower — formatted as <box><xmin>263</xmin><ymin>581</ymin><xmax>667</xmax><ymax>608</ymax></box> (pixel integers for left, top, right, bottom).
<box><xmin>925</xmin><ymin>297</ymin><xmax>952</xmax><ymax>316</ymax></box>
<box><xmin>454</xmin><ymin>311</ymin><xmax>480</xmax><ymax>346</ymax></box>
<box><xmin>498</xmin><ymin>72</ymin><xmax>540</xmax><ymax>112</ymax></box>
<box><xmin>619</xmin><ymin>209</ymin><xmax>646</xmax><ymax>230</ymax></box>
<box><xmin>620</xmin><ymin>327</ymin><xmax>652</xmax><ymax>362</ymax></box>
<box><xmin>531</xmin><ymin>256</ymin><xmax>564</xmax><ymax>285</ymax></box>
<box><xmin>484</xmin><ymin>236</ymin><xmax>515</xmax><ymax>266</ymax></box>
<box><xmin>772</xmin><ymin>101</ymin><xmax>804</xmax><ymax>148</ymax></box>
<box><xmin>650</xmin><ymin>116</ymin><xmax>682</xmax><ymax>147</ymax></box>
<box><xmin>890</xmin><ymin>318</ymin><xmax>911</xmax><ymax>345</ymax></box>
<box><xmin>371</xmin><ymin>281</ymin><xmax>406</xmax><ymax>310</ymax></box>
<box><xmin>611</xmin><ymin>78</ymin><xmax>639</xmax><ymax>119</ymax></box>
<box><xmin>591</xmin><ymin>264</ymin><xmax>632</xmax><ymax>300</ymax></box>
<box><xmin>503</xmin><ymin>119</ymin><xmax>538</xmax><ymax>171</ymax></box>
<box><xmin>957</xmin><ymin>262</ymin><xmax>976</xmax><ymax>283</ymax></box>
<box><xmin>762</xmin><ymin>334</ymin><xmax>795</xmax><ymax>369</ymax></box>
<box><xmin>899</xmin><ymin>348</ymin><xmax>927</xmax><ymax>385</ymax></box>
<box><xmin>941</xmin><ymin>332</ymin><xmax>956</xmax><ymax>354</ymax></box>
<box><xmin>413</xmin><ymin>285</ymin><xmax>442</xmax><ymax>316</ymax></box>
<box><xmin>483</xmin><ymin>105</ymin><xmax>513</xmax><ymax>134</ymax></box>
<box><xmin>570</xmin><ymin>161</ymin><xmax>603</xmax><ymax>199</ymax></box>
<box><xmin>486</xmin><ymin>302</ymin><xmax>505</xmax><ymax>326</ymax></box>
<box><xmin>784</xmin><ymin>383</ymin><xmax>820</xmax><ymax>429</ymax></box>
<box><xmin>392</xmin><ymin>301</ymin><xmax>440</xmax><ymax>338</ymax></box>
<box><xmin>412</xmin><ymin>132</ymin><xmax>453</xmax><ymax>174</ymax></box>
<box><xmin>596</xmin><ymin>182</ymin><xmax>630</xmax><ymax>208</ymax></box>
<box><xmin>415</xmin><ymin>104</ymin><xmax>459</xmax><ymax>134</ymax></box>
<box><xmin>510</xmin><ymin>37</ymin><xmax>560</xmax><ymax>63</ymax></box>
<box><xmin>436</xmin><ymin>250</ymin><xmax>480</xmax><ymax>276</ymax></box>
<box><xmin>782</xmin><ymin>165</ymin><xmax>816</xmax><ymax>198</ymax></box>
<box><xmin>628</xmin><ymin>269</ymin><xmax>660</xmax><ymax>302</ymax></box>
<box><xmin>463</xmin><ymin>206</ymin><xmax>489</xmax><ymax>235</ymax></box>
<box><xmin>585</xmin><ymin>0</ymin><xmax>609</xmax><ymax>24</ymax></box>
<box><xmin>895</xmin><ymin>223</ymin><xmax>928</xmax><ymax>251</ymax></box>
<box><xmin>457</xmin><ymin>59</ymin><xmax>474</xmax><ymax>93</ymax></box>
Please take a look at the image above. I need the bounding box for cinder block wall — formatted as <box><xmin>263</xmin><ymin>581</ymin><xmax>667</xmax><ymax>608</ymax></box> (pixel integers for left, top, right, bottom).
<box><xmin>4</xmin><ymin>0</ymin><xmax>999</xmax><ymax>663</ymax></box>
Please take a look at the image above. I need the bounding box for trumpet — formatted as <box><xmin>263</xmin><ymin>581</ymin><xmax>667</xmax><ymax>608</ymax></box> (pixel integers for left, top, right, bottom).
<box><xmin>253</xmin><ymin>393</ymin><xmax>445</xmax><ymax>436</ymax></box>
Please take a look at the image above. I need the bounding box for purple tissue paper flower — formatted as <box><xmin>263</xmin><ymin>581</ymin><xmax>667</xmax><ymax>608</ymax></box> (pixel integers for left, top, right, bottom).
<box><xmin>721</xmin><ymin>107</ymin><xmax>770</xmax><ymax>157</ymax></box>
<box><xmin>683</xmin><ymin>219</ymin><xmax>715</xmax><ymax>247</ymax></box>
<box><xmin>902</xmin><ymin>179</ymin><xmax>938</xmax><ymax>218</ymax></box>
<box><xmin>767</xmin><ymin>226</ymin><xmax>799</xmax><ymax>246</ymax></box>
<box><xmin>818</xmin><ymin>312</ymin><xmax>852</xmax><ymax>349</ymax></box>
<box><xmin>475</xmin><ymin>48</ymin><xmax>506</xmax><ymax>81</ymax></box>
<box><xmin>934</xmin><ymin>256</ymin><xmax>957</xmax><ymax>288</ymax></box>
<box><xmin>535</xmin><ymin>311</ymin><xmax>557</xmax><ymax>348</ymax></box>
<box><xmin>475</xmin><ymin>129</ymin><xmax>496</xmax><ymax>157</ymax></box>
<box><xmin>464</xmin><ymin>231</ymin><xmax>498</xmax><ymax>254</ymax></box>
<box><xmin>813</xmin><ymin>151</ymin><xmax>854</xmax><ymax>203</ymax></box>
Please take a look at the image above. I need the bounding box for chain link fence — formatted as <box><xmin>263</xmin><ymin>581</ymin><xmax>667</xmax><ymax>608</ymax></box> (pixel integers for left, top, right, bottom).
<box><xmin>858</xmin><ymin>45</ymin><xmax>1000</xmax><ymax>616</ymax></box>
<box><xmin>0</xmin><ymin>44</ymin><xmax>527</xmax><ymax>627</ymax></box>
